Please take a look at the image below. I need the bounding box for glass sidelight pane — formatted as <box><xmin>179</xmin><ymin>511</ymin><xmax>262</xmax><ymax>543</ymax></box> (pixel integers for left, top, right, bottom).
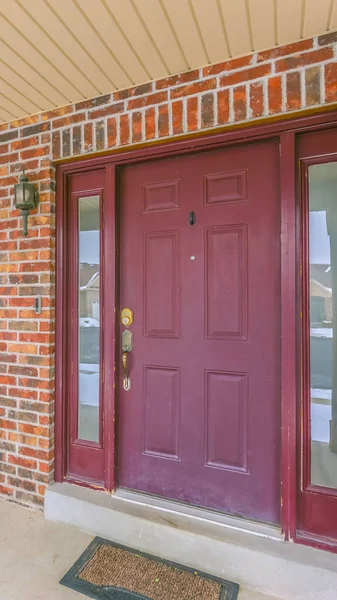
<box><xmin>308</xmin><ymin>163</ymin><xmax>337</xmax><ymax>489</ymax></box>
<box><xmin>78</xmin><ymin>196</ymin><xmax>100</xmax><ymax>443</ymax></box>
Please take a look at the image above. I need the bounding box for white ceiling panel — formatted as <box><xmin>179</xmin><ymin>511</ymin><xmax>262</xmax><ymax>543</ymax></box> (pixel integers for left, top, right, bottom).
<box><xmin>190</xmin><ymin>0</ymin><xmax>230</xmax><ymax>64</ymax></box>
<box><xmin>0</xmin><ymin>0</ymin><xmax>335</xmax><ymax>123</ymax></box>
<box><xmin>277</xmin><ymin>0</ymin><xmax>303</xmax><ymax>45</ymax></box>
<box><xmin>303</xmin><ymin>0</ymin><xmax>331</xmax><ymax>38</ymax></box>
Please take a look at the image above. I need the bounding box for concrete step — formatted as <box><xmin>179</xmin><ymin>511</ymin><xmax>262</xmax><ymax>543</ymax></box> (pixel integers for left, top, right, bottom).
<box><xmin>45</xmin><ymin>482</ymin><xmax>337</xmax><ymax>600</ymax></box>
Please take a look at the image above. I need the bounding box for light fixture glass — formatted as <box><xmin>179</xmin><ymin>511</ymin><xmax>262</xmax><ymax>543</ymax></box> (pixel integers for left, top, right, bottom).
<box><xmin>14</xmin><ymin>171</ymin><xmax>39</xmax><ymax>236</ymax></box>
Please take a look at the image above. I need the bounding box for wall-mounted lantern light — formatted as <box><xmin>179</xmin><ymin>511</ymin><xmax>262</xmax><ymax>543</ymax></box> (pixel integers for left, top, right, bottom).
<box><xmin>14</xmin><ymin>171</ymin><xmax>39</xmax><ymax>237</ymax></box>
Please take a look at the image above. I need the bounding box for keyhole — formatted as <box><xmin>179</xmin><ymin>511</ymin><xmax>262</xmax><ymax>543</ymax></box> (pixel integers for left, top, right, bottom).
<box><xmin>189</xmin><ymin>211</ymin><xmax>195</xmax><ymax>225</ymax></box>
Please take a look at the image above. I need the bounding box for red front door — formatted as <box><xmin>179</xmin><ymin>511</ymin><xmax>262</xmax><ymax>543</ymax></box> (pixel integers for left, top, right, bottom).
<box><xmin>119</xmin><ymin>141</ymin><xmax>281</xmax><ymax>524</ymax></box>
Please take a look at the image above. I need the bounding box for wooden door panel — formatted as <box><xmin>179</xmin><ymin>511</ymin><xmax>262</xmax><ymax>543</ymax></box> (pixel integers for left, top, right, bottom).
<box><xmin>143</xmin><ymin>365</ymin><xmax>181</xmax><ymax>460</ymax></box>
<box><xmin>205</xmin><ymin>225</ymin><xmax>248</xmax><ymax>340</ymax></box>
<box><xmin>205</xmin><ymin>370</ymin><xmax>248</xmax><ymax>472</ymax></box>
<box><xmin>143</xmin><ymin>230</ymin><xmax>180</xmax><ymax>338</ymax></box>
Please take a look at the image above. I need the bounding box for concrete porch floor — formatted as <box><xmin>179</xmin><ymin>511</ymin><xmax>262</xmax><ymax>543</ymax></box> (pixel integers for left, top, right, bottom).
<box><xmin>0</xmin><ymin>500</ymin><xmax>279</xmax><ymax>600</ymax></box>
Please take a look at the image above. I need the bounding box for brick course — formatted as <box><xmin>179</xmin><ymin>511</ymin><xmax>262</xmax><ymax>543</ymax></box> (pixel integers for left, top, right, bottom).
<box><xmin>0</xmin><ymin>35</ymin><xmax>337</xmax><ymax>508</ymax></box>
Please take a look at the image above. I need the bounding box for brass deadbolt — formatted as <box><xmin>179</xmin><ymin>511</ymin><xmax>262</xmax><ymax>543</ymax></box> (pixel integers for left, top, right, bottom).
<box><xmin>121</xmin><ymin>308</ymin><xmax>133</xmax><ymax>327</ymax></box>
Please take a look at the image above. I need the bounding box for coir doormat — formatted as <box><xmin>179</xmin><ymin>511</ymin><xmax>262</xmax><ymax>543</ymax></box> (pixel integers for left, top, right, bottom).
<box><xmin>60</xmin><ymin>537</ymin><xmax>240</xmax><ymax>600</ymax></box>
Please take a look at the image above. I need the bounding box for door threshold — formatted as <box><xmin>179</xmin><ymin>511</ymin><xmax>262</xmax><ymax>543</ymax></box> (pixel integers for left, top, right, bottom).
<box><xmin>45</xmin><ymin>482</ymin><xmax>337</xmax><ymax>600</ymax></box>
<box><xmin>115</xmin><ymin>487</ymin><xmax>283</xmax><ymax>543</ymax></box>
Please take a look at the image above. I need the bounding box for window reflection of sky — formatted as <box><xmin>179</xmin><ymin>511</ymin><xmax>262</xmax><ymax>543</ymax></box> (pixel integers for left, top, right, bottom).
<box><xmin>309</xmin><ymin>211</ymin><xmax>330</xmax><ymax>265</ymax></box>
<box><xmin>79</xmin><ymin>230</ymin><xmax>100</xmax><ymax>264</ymax></box>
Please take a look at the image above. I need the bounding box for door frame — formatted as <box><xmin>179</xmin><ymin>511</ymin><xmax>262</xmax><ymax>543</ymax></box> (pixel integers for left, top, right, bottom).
<box><xmin>296</xmin><ymin>129</ymin><xmax>337</xmax><ymax>552</ymax></box>
<box><xmin>55</xmin><ymin>107</ymin><xmax>337</xmax><ymax>549</ymax></box>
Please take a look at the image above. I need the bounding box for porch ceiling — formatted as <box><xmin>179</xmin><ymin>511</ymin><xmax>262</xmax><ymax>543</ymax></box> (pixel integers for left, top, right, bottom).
<box><xmin>1</xmin><ymin>0</ymin><xmax>337</xmax><ymax>124</ymax></box>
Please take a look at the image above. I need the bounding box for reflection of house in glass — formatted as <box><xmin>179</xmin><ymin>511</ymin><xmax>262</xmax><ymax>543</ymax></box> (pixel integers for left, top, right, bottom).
<box><xmin>309</xmin><ymin>211</ymin><xmax>333</xmax><ymax>398</ymax></box>
<box><xmin>79</xmin><ymin>263</ymin><xmax>100</xmax><ymax>365</ymax></box>
<box><xmin>310</xmin><ymin>265</ymin><xmax>332</xmax><ymax>326</ymax></box>
<box><xmin>80</xmin><ymin>263</ymin><xmax>100</xmax><ymax>320</ymax></box>
<box><xmin>310</xmin><ymin>265</ymin><xmax>333</xmax><ymax>397</ymax></box>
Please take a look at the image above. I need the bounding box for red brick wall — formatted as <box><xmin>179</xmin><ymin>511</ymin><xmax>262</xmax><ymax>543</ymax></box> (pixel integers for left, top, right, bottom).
<box><xmin>0</xmin><ymin>33</ymin><xmax>337</xmax><ymax>508</ymax></box>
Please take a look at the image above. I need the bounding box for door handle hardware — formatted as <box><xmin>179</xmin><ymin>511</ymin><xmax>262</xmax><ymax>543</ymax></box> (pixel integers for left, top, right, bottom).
<box><xmin>122</xmin><ymin>329</ymin><xmax>133</xmax><ymax>352</ymax></box>
<box><xmin>122</xmin><ymin>351</ymin><xmax>128</xmax><ymax>378</ymax></box>
<box><xmin>122</xmin><ymin>330</ymin><xmax>132</xmax><ymax>391</ymax></box>
<box><xmin>122</xmin><ymin>350</ymin><xmax>131</xmax><ymax>391</ymax></box>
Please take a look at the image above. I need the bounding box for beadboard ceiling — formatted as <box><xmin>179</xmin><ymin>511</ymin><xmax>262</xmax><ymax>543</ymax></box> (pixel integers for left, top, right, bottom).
<box><xmin>1</xmin><ymin>0</ymin><xmax>337</xmax><ymax>123</ymax></box>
